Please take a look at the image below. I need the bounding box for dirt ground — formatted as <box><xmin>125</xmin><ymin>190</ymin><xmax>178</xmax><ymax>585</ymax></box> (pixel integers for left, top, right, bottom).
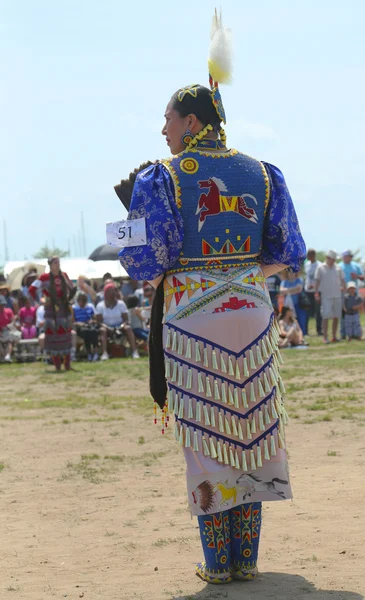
<box><xmin>0</xmin><ymin>344</ymin><xmax>365</xmax><ymax>600</ymax></box>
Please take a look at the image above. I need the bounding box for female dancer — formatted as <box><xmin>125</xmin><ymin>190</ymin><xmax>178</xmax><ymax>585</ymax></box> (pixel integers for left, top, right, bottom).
<box><xmin>117</xmin><ymin>11</ymin><xmax>306</xmax><ymax>584</ymax></box>
<box><xmin>29</xmin><ymin>257</ymin><xmax>75</xmax><ymax>370</ymax></box>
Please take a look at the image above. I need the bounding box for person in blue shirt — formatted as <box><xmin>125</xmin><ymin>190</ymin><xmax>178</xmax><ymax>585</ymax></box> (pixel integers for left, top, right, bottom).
<box><xmin>339</xmin><ymin>251</ymin><xmax>364</xmax><ymax>287</ymax></box>
<box><xmin>72</xmin><ymin>291</ymin><xmax>99</xmax><ymax>361</ymax></box>
<box><xmin>280</xmin><ymin>271</ymin><xmax>307</xmax><ymax>336</ymax></box>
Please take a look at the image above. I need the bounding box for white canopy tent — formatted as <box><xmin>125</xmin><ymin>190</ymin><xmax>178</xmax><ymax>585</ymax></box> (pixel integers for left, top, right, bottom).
<box><xmin>4</xmin><ymin>259</ymin><xmax>128</xmax><ymax>288</ymax></box>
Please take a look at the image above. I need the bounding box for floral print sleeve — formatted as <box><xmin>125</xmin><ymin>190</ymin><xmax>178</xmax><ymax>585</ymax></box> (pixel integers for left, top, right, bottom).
<box><xmin>118</xmin><ymin>163</ymin><xmax>184</xmax><ymax>280</ymax></box>
<box><xmin>260</xmin><ymin>162</ymin><xmax>306</xmax><ymax>272</ymax></box>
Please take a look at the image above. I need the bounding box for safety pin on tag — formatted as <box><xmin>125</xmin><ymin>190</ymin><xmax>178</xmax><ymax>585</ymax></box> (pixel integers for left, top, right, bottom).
<box><xmin>106</xmin><ymin>217</ymin><xmax>147</xmax><ymax>248</ymax></box>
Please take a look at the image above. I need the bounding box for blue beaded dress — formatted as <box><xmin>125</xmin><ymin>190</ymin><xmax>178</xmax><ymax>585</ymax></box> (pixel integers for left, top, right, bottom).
<box><xmin>119</xmin><ymin>143</ymin><xmax>305</xmax><ymax>582</ymax></box>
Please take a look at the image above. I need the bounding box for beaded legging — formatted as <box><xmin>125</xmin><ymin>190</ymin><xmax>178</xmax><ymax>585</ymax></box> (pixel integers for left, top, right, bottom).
<box><xmin>197</xmin><ymin>502</ymin><xmax>262</xmax><ymax>583</ymax></box>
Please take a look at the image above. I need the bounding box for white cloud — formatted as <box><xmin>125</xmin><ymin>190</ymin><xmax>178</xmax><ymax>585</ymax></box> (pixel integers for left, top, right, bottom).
<box><xmin>230</xmin><ymin>118</ymin><xmax>277</xmax><ymax>140</ymax></box>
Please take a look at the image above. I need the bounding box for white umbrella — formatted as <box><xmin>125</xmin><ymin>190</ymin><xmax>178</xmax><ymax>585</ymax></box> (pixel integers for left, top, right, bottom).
<box><xmin>6</xmin><ymin>263</ymin><xmax>47</xmax><ymax>291</ymax></box>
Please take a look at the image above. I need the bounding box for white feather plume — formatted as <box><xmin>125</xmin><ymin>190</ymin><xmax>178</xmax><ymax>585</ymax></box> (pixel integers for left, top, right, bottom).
<box><xmin>208</xmin><ymin>8</ymin><xmax>233</xmax><ymax>84</ymax></box>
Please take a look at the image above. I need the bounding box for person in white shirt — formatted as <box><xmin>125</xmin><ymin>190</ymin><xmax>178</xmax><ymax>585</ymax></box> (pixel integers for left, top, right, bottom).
<box><xmin>304</xmin><ymin>249</ymin><xmax>322</xmax><ymax>335</ymax></box>
<box><xmin>315</xmin><ymin>250</ymin><xmax>345</xmax><ymax>344</ymax></box>
<box><xmin>96</xmin><ymin>282</ymin><xmax>139</xmax><ymax>359</ymax></box>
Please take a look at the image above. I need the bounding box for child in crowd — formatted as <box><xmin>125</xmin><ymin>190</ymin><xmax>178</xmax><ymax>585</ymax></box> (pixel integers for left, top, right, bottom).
<box><xmin>343</xmin><ymin>282</ymin><xmax>363</xmax><ymax>341</ymax></box>
<box><xmin>125</xmin><ymin>295</ymin><xmax>149</xmax><ymax>342</ymax></box>
<box><xmin>18</xmin><ymin>297</ymin><xmax>37</xmax><ymax>339</ymax></box>
<box><xmin>277</xmin><ymin>306</ymin><xmax>307</xmax><ymax>348</ymax></box>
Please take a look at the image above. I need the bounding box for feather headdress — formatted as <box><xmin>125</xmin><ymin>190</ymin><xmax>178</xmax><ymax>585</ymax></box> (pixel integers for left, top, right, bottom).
<box><xmin>208</xmin><ymin>9</ymin><xmax>233</xmax><ymax>85</ymax></box>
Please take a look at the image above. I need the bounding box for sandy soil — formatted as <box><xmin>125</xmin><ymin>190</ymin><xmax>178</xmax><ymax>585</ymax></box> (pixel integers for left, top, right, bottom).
<box><xmin>0</xmin><ymin>361</ymin><xmax>364</xmax><ymax>600</ymax></box>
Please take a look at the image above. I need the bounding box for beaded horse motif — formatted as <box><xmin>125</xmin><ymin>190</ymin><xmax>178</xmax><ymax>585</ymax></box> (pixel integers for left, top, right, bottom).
<box><xmin>196</xmin><ymin>177</ymin><xmax>258</xmax><ymax>232</ymax></box>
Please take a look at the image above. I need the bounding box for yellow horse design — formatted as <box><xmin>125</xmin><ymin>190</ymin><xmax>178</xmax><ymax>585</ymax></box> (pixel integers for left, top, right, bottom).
<box><xmin>213</xmin><ymin>481</ymin><xmax>238</xmax><ymax>508</ymax></box>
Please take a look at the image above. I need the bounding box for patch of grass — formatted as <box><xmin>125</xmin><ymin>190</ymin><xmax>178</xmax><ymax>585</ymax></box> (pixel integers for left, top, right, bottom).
<box><xmin>0</xmin><ymin>462</ymin><xmax>5</xmax><ymax>472</ymax></box>
<box><xmin>323</xmin><ymin>381</ymin><xmax>354</xmax><ymax>389</ymax></box>
<box><xmin>138</xmin><ymin>507</ymin><xmax>155</xmax><ymax>516</ymax></box>
<box><xmin>153</xmin><ymin>536</ymin><xmax>190</xmax><ymax>547</ymax></box>
<box><xmin>307</xmin><ymin>402</ymin><xmax>327</xmax><ymax>411</ymax></box>
<box><xmin>104</xmin><ymin>455</ymin><xmax>125</xmax><ymax>462</ymax></box>
<box><xmin>81</xmin><ymin>453</ymin><xmax>100</xmax><ymax>461</ymax></box>
<box><xmin>138</xmin><ymin>436</ymin><xmax>145</xmax><ymax>445</ymax></box>
<box><xmin>327</xmin><ymin>450</ymin><xmax>337</xmax><ymax>456</ymax></box>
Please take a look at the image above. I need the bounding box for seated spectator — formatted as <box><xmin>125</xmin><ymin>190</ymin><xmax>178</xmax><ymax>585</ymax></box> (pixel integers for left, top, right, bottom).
<box><xmin>343</xmin><ymin>282</ymin><xmax>363</xmax><ymax>341</ymax></box>
<box><xmin>266</xmin><ymin>273</ymin><xmax>281</xmax><ymax>314</ymax></box>
<box><xmin>126</xmin><ymin>295</ymin><xmax>149</xmax><ymax>342</ymax></box>
<box><xmin>36</xmin><ymin>298</ymin><xmax>46</xmax><ymax>354</ymax></box>
<box><xmin>0</xmin><ymin>284</ymin><xmax>17</xmax><ymax>312</ymax></box>
<box><xmin>73</xmin><ymin>291</ymin><xmax>99</xmax><ymax>361</ymax></box>
<box><xmin>95</xmin><ymin>276</ymin><xmax>119</xmax><ymax>306</ymax></box>
<box><xmin>96</xmin><ymin>283</ymin><xmax>139</xmax><ymax>360</ymax></box>
<box><xmin>0</xmin><ymin>296</ymin><xmax>21</xmax><ymax>362</ymax></box>
<box><xmin>18</xmin><ymin>297</ymin><xmax>37</xmax><ymax>339</ymax></box>
<box><xmin>278</xmin><ymin>306</ymin><xmax>306</xmax><ymax>348</ymax></box>
<box><xmin>142</xmin><ymin>282</ymin><xmax>155</xmax><ymax>306</ymax></box>
<box><xmin>121</xmin><ymin>277</ymin><xmax>143</xmax><ymax>306</ymax></box>
<box><xmin>77</xmin><ymin>275</ymin><xmax>97</xmax><ymax>305</ymax></box>
<box><xmin>21</xmin><ymin>270</ymin><xmax>39</xmax><ymax>303</ymax></box>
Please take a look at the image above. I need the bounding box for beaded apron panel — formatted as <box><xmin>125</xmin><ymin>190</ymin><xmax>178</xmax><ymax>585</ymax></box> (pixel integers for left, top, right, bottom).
<box><xmin>163</xmin><ymin>264</ymin><xmax>272</xmax><ymax>322</ymax></box>
<box><xmin>164</xmin><ymin>313</ymin><xmax>288</xmax><ymax>476</ymax></box>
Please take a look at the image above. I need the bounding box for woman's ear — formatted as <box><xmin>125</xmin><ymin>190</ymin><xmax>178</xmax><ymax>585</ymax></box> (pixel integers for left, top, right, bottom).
<box><xmin>187</xmin><ymin>113</ymin><xmax>199</xmax><ymax>132</ymax></box>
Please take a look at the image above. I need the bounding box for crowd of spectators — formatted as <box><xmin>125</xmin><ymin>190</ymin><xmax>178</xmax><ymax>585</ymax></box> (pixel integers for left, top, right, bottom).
<box><xmin>270</xmin><ymin>248</ymin><xmax>364</xmax><ymax>348</ymax></box>
<box><xmin>1</xmin><ymin>248</ymin><xmax>364</xmax><ymax>362</ymax></box>
<box><xmin>0</xmin><ymin>271</ymin><xmax>155</xmax><ymax>363</ymax></box>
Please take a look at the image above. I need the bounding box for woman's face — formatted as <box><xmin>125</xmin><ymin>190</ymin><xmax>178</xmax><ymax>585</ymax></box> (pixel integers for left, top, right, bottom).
<box><xmin>162</xmin><ymin>100</ymin><xmax>191</xmax><ymax>155</ymax></box>
<box><xmin>50</xmin><ymin>258</ymin><xmax>60</xmax><ymax>275</ymax></box>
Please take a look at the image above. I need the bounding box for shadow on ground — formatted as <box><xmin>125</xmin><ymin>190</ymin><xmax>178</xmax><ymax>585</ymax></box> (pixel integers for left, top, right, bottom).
<box><xmin>173</xmin><ymin>572</ymin><xmax>364</xmax><ymax>600</ymax></box>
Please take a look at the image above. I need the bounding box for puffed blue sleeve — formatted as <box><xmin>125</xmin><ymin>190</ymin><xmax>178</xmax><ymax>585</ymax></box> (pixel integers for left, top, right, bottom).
<box><xmin>118</xmin><ymin>163</ymin><xmax>184</xmax><ymax>280</ymax></box>
<box><xmin>260</xmin><ymin>162</ymin><xmax>306</xmax><ymax>272</ymax></box>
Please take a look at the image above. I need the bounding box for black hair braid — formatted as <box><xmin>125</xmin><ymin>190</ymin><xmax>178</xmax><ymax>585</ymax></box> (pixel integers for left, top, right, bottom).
<box><xmin>49</xmin><ymin>271</ymin><xmax>72</xmax><ymax>318</ymax></box>
<box><xmin>148</xmin><ymin>279</ymin><xmax>167</xmax><ymax>409</ymax></box>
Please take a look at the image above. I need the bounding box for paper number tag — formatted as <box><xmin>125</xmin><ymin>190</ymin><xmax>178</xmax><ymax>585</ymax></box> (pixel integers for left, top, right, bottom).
<box><xmin>106</xmin><ymin>218</ymin><xmax>147</xmax><ymax>248</ymax></box>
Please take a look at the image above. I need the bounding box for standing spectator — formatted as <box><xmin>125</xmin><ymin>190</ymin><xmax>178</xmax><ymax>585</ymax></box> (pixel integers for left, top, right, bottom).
<box><xmin>96</xmin><ymin>283</ymin><xmax>139</xmax><ymax>360</ymax></box>
<box><xmin>339</xmin><ymin>250</ymin><xmax>364</xmax><ymax>287</ymax></box>
<box><xmin>343</xmin><ymin>282</ymin><xmax>363</xmax><ymax>341</ymax></box>
<box><xmin>266</xmin><ymin>273</ymin><xmax>281</xmax><ymax>313</ymax></box>
<box><xmin>315</xmin><ymin>250</ymin><xmax>345</xmax><ymax>343</ymax></box>
<box><xmin>280</xmin><ymin>270</ymin><xmax>307</xmax><ymax>335</ymax></box>
<box><xmin>338</xmin><ymin>250</ymin><xmax>364</xmax><ymax>338</ymax></box>
<box><xmin>18</xmin><ymin>297</ymin><xmax>37</xmax><ymax>339</ymax></box>
<box><xmin>72</xmin><ymin>291</ymin><xmax>99</xmax><ymax>361</ymax></box>
<box><xmin>0</xmin><ymin>296</ymin><xmax>20</xmax><ymax>362</ymax></box>
<box><xmin>304</xmin><ymin>249</ymin><xmax>322</xmax><ymax>335</ymax></box>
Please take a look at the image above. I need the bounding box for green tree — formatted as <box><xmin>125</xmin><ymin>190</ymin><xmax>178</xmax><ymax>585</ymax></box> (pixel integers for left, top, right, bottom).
<box><xmin>34</xmin><ymin>245</ymin><xmax>69</xmax><ymax>259</ymax></box>
<box><xmin>315</xmin><ymin>249</ymin><xmax>362</xmax><ymax>263</ymax></box>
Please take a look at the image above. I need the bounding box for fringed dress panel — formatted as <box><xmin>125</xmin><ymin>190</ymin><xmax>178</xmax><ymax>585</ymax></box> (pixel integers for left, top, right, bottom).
<box><xmin>163</xmin><ymin>265</ymin><xmax>292</xmax><ymax>516</ymax></box>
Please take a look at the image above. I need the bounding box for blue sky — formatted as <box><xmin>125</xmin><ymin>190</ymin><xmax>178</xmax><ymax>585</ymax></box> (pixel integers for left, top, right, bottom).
<box><xmin>1</xmin><ymin>0</ymin><xmax>364</xmax><ymax>263</ymax></box>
